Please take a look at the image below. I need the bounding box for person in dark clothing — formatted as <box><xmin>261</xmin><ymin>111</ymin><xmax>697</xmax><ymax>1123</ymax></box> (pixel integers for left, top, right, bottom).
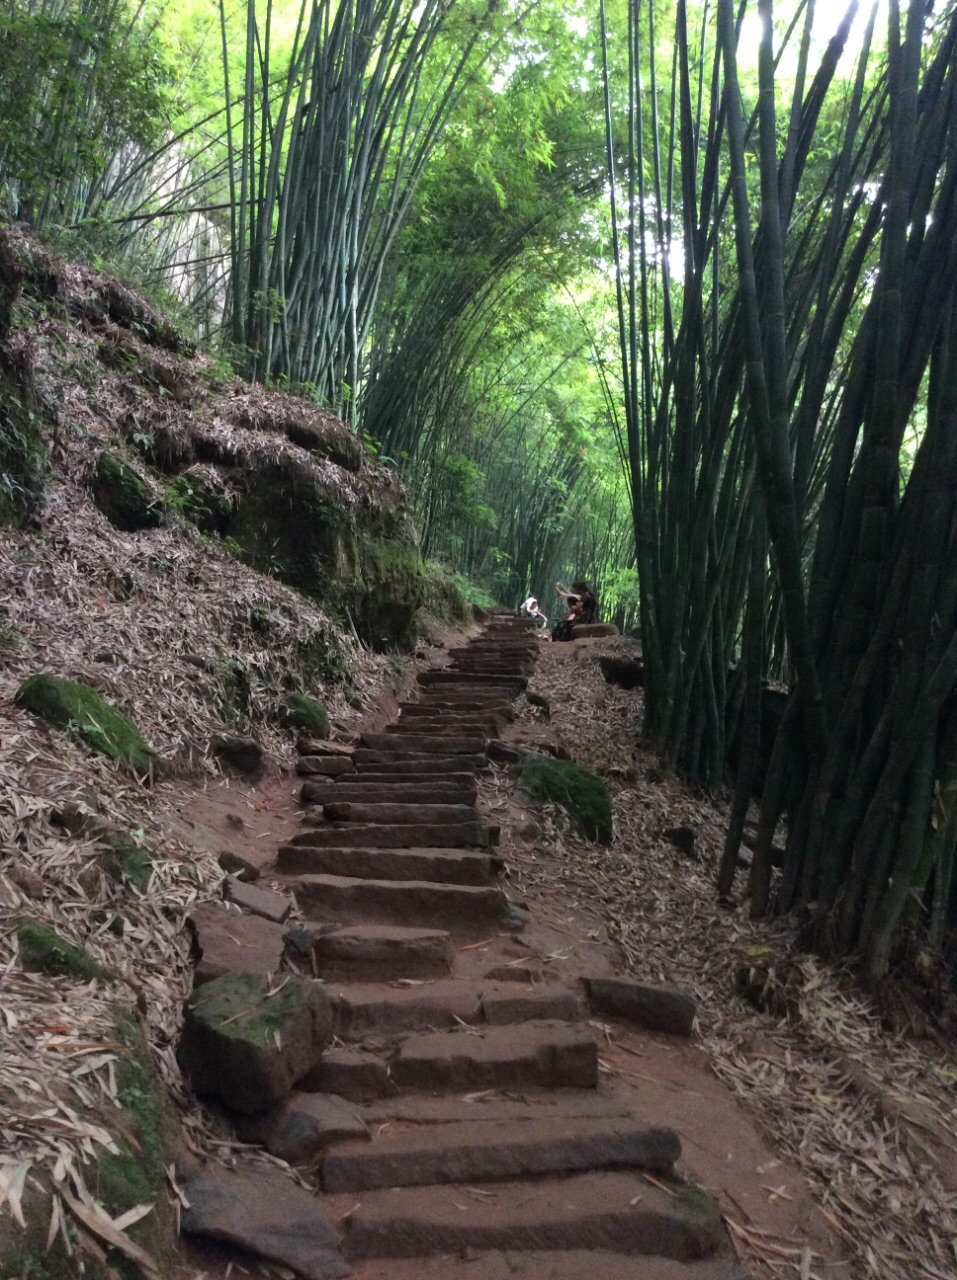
<box><xmin>551</xmin><ymin>594</ymin><xmax>582</xmax><ymax>642</ymax></box>
<box><xmin>571</xmin><ymin>581</ymin><xmax>598</xmax><ymax>624</ymax></box>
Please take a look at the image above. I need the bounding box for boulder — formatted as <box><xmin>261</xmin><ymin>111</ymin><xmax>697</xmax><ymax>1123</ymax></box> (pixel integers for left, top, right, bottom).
<box><xmin>90</xmin><ymin>451</ymin><xmax>163</xmax><ymax>531</ymax></box>
<box><xmin>598</xmin><ymin>655</ymin><xmax>644</xmax><ymax>690</ymax></box>
<box><xmin>15</xmin><ymin>674</ymin><xmax>164</xmax><ymax>776</ymax></box>
<box><xmin>280</xmin><ymin>693</ymin><xmax>330</xmax><ymax>737</ymax></box>
<box><xmin>217</xmin><ymin>851</ymin><xmax>261</xmax><ymax>882</ymax></box>
<box><xmin>584</xmin><ymin>977</ymin><xmax>697</xmax><ymax>1037</ymax></box>
<box><xmin>177</xmin><ymin>971</ymin><xmax>333</xmax><ymax>1113</ymax></box>
<box><xmin>518</xmin><ymin>753</ymin><xmax>612</xmax><ymax>844</ymax></box>
<box><xmin>211</xmin><ymin>733</ymin><xmax>264</xmax><ymax>775</ymax></box>
<box><xmin>179</xmin><ymin>1166</ymin><xmax>348</xmax><ymax>1280</ymax></box>
<box><xmin>235</xmin><ymin>1091</ymin><xmax>369</xmax><ymax>1165</ymax></box>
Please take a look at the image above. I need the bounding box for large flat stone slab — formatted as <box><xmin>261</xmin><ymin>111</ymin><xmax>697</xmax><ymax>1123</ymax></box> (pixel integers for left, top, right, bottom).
<box><xmin>354</xmin><ymin>751</ymin><xmax>488</xmax><ymax>772</ymax></box>
<box><xmin>321</xmin><ymin>801</ymin><xmax>482</xmax><ymax>826</ymax></box>
<box><xmin>583</xmin><ymin>977</ymin><xmax>697</xmax><ymax>1037</ymax></box>
<box><xmin>360</xmin><ymin>733</ymin><xmax>489</xmax><ymax>754</ymax></box>
<box><xmin>313</xmin><ymin>924</ymin><xmax>452</xmax><ymax>980</ymax></box>
<box><xmin>287</xmin><ymin>821</ymin><xmax>490</xmax><ymax>849</ymax></box>
<box><xmin>301</xmin><ymin>782</ymin><xmax>478</xmax><ymax>806</ymax></box>
<box><xmin>179</xmin><ymin>1166</ymin><xmax>348</xmax><ymax>1279</ymax></box>
<box><xmin>277</xmin><ymin>844</ymin><xmax>499</xmax><ymax>885</ymax></box>
<box><xmin>187</xmin><ymin>902</ymin><xmax>285</xmax><ymax>985</ymax></box>
<box><xmin>361</xmin><ymin>1091</ymin><xmax>632</xmax><ymax>1127</ymax></box>
<box><xmin>343</xmin><ymin>1170</ymin><xmax>722</xmax><ymax>1261</ymax></box>
<box><xmin>287</xmin><ymin>874</ymin><xmax>508</xmax><ymax>929</ymax></box>
<box><xmin>389</xmin><ymin>1022</ymin><xmax>598</xmax><ymax>1092</ymax></box>
<box><xmin>223</xmin><ymin>876</ymin><xmax>294</xmax><ymax>923</ymax></box>
<box><xmin>388</xmin><ymin>720</ymin><xmax>502</xmax><ymax>737</ymax></box>
<box><xmin>331</xmin><ymin>982</ymin><xmax>582</xmax><ymax>1039</ymax></box>
<box><xmin>322</xmin><ymin>1115</ymin><xmax>681</xmax><ymax>1192</ymax></box>
<box><xmin>297</xmin><ymin>755</ymin><xmax>355</xmax><ymax>777</ymax></box>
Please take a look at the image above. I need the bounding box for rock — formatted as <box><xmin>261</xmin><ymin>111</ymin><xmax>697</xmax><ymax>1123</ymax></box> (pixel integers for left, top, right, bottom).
<box><xmin>90</xmin><ymin>451</ymin><xmax>163</xmax><ymax>532</ymax></box>
<box><xmin>187</xmin><ymin>902</ymin><xmax>286</xmax><ymax>985</ymax></box>
<box><xmin>16</xmin><ymin>918</ymin><xmax>109</xmax><ymax>981</ymax></box>
<box><xmin>598</xmin><ymin>655</ymin><xmax>644</xmax><ymax>689</ymax></box>
<box><xmin>217</xmin><ymin>851</ymin><xmax>261</xmax><ymax>882</ymax></box>
<box><xmin>518</xmin><ymin>753</ymin><xmax>612</xmax><ymax>844</ymax></box>
<box><xmin>584</xmin><ymin>977</ymin><xmax>697</xmax><ymax>1037</ymax></box>
<box><xmin>179</xmin><ymin>1166</ymin><xmax>348</xmax><ymax>1280</ymax></box>
<box><xmin>298</xmin><ymin>756</ymin><xmax>355</xmax><ymax>778</ymax></box>
<box><xmin>235</xmin><ymin>1091</ymin><xmax>369</xmax><ymax>1165</ymax></box>
<box><xmin>526</xmin><ymin>690</ymin><xmax>551</xmax><ymax>718</ymax></box>
<box><xmin>297</xmin><ymin>736</ymin><xmax>354</xmax><ymax>757</ymax></box>
<box><xmin>502</xmin><ymin>903</ymin><xmax>531</xmax><ymax>932</ymax></box>
<box><xmin>488</xmin><ymin>740</ymin><xmax>524</xmax><ymax>766</ymax></box>
<box><xmin>177</xmin><ymin>971</ymin><xmax>333</xmax><ymax>1113</ymax></box>
<box><xmin>16</xmin><ymin>674</ymin><xmax>164</xmax><ymax>776</ymax></box>
<box><xmin>570</xmin><ymin>623</ymin><xmax>619</xmax><ymax>638</ymax></box>
<box><xmin>211</xmin><ymin>733</ymin><xmax>264</xmax><ymax>774</ymax></box>
<box><xmin>281</xmin><ymin>693</ymin><xmax>330</xmax><ymax>737</ymax></box>
<box><xmin>663</xmin><ymin>825</ymin><xmax>698</xmax><ymax>860</ymax></box>
<box><xmin>223</xmin><ymin>875</ymin><xmax>294</xmax><ymax>923</ymax></box>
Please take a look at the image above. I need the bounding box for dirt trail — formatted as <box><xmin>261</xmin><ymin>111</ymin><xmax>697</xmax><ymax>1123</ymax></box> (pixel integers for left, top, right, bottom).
<box><xmin>162</xmin><ymin>619</ymin><xmax>854</xmax><ymax>1280</ymax></box>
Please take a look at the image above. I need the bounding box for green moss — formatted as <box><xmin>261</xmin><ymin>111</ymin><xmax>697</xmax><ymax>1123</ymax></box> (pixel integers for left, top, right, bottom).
<box><xmin>519</xmin><ymin>753</ymin><xmax>613</xmax><ymax>844</ymax></box>
<box><xmin>280</xmin><ymin>691</ymin><xmax>329</xmax><ymax>736</ymax></box>
<box><xmin>165</xmin><ymin>471</ymin><xmax>232</xmax><ymax>533</ymax></box>
<box><xmin>90</xmin><ymin>452</ymin><xmax>163</xmax><ymax>532</ymax></box>
<box><xmin>187</xmin><ymin>971</ymin><xmax>309</xmax><ymax>1047</ymax></box>
<box><xmin>17</xmin><ymin>919</ymin><xmax>109</xmax><ymax>981</ymax></box>
<box><xmin>15</xmin><ymin>673</ymin><xmax>165</xmax><ymax>776</ymax></box>
<box><xmin>97</xmin><ymin>831</ymin><xmax>153</xmax><ymax>890</ymax></box>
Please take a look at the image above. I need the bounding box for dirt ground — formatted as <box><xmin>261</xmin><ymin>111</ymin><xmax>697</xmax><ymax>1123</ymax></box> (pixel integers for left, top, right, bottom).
<box><xmin>162</xmin><ymin>629</ymin><xmax>876</xmax><ymax>1280</ymax></box>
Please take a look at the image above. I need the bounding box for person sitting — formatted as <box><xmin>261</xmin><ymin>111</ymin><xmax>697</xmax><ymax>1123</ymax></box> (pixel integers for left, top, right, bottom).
<box><xmin>520</xmin><ymin>596</ymin><xmax>548</xmax><ymax>628</ymax></box>
<box><xmin>572</xmin><ymin>580</ymin><xmax>598</xmax><ymax>624</ymax></box>
<box><xmin>551</xmin><ymin>594</ymin><xmax>582</xmax><ymax>642</ymax></box>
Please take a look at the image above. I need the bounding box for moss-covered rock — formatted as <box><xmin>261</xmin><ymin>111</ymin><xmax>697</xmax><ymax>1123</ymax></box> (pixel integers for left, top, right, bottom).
<box><xmin>518</xmin><ymin>752</ymin><xmax>613</xmax><ymax>844</ymax></box>
<box><xmin>17</xmin><ymin>919</ymin><xmax>109</xmax><ymax>980</ymax></box>
<box><xmin>280</xmin><ymin>693</ymin><xmax>329</xmax><ymax>737</ymax></box>
<box><xmin>15</xmin><ymin>673</ymin><xmax>165</xmax><ymax>775</ymax></box>
<box><xmin>91</xmin><ymin>451</ymin><xmax>163</xmax><ymax>531</ymax></box>
<box><xmin>96</xmin><ymin>830</ymin><xmax>154</xmax><ymax>890</ymax></box>
<box><xmin>166</xmin><ymin>469</ymin><xmax>233</xmax><ymax>533</ymax></box>
<box><xmin>177</xmin><ymin>972</ymin><xmax>333</xmax><ymax>1114</ymax></box>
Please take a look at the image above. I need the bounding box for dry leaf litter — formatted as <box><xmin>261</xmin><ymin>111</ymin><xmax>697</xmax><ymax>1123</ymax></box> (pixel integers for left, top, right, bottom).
<box><xmin>0</xmin><ymin>232</ymin><xmax>419</xmax><ymax>1272</ymax></box>
<box><xmin>495</xmin><ymin>637</ymin><xmax>957</xmax><ymax>1280</ymax></box>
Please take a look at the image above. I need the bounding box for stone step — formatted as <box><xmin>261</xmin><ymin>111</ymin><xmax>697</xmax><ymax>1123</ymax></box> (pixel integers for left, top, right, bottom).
<box><xmin>330</xmin><ymin>980</ymin><xmax>583</xmax><ymax>1039</ymax></box>
<box><xmin>340</xmin><ymin>1170</ymin><xmax>722</xmax><ymax>1262</ymax></box>
<box><xmin>389</xmin><ymin>1021</ymin><xmax>598</xmax><ymax>1092</ymax></box>
<box><xmin>277</xmin><ymin>844</ymin><xmax>499</xmax><ymax>886</ymax></box>
<box><xmin>296</xmin><ymin>755</ymin><xmax>355</xmax><ymax>777</ymax></box>
<box><xmin>300</xmin><ymin>782</ymin><xmax>478</xmax><ymax>807</ymax></box>
<box><xmin>360</xmin><ymin>733</ymin><xmax>488</xmax><ymax>754</ymax></box>
<box><xmin>345</xmin><ymin>770</ymin><xmax>478</xmax><ymax>787</ymax></box>
<box><xmin>448</xmin><ymin>645</ymin><xmax>537</xmax><ymax>656</ymax></box>
<box><xmin>418</xmin><ymin>671</ymin><xmax>527</xmax><ymax>690</ymax></box>
<box><xmin>388</xmin><ymin>719</ymin><xmax>502</xmax><ymax>736</ymax></box>
<box><xmin>354</xmin><ymin>751</ymin><xmax>488</xmax><ymax>772</ymax></box>
<box><xmin>400</xmin><ymin>699</ymin><xmax>515</xmax><ymax>715</ymax></box>
<box><xmin>361</xmin><ymin>1090</ymin><xmax>632</xmax><ymax>1128</ymax></box>
<box><xmin>321</xmin><ymin>1113</ymin><xmax>680</xmax><ymax>1192</ymax></box>
<box><xmin>448</xmin><ymin>662</ymin><xmax>534</xmax><ymax>675</ymax></box>
<box><xmin>287</xmin><ymin>822</ymin><xmax>490</xmax><ymax>849</ymax></box>
<box><xmin>287</xmin><ymin>874</ymin><xmax>508</xmax><ymax>930</ymax></box>
<box><xmin>398</xmin><ymin>705</ymin><xmax>514</xmax><ymax>722</ymax></box>
<box><xmin>338</xmin><ymin>1248</ymin><xmax>746</xmax><ymax>1280</ymax></box>
<box><xmin>311</xmin><ymin>924</ymin><xmax>453</xmax><ymax>981</ymax></box>
<box><xmin>320</xmin><ymin>802</ymin><xmax>481</xmax><ymax>826</ymax></box>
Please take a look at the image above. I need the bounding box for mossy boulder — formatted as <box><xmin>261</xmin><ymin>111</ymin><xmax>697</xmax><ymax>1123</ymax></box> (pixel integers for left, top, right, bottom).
<box><xmin>280</xmin><ymin>693</ymin><xmax>329</xmax><ymax>738</ymax></box>
<box><xmin>17</xmin><ymin>919</ymin><xmax>109</xmax><ymax>981</ymax></box>
<box><xmin>15</xmin><ymin>673</ymin><xmax>165</xmax><ymax>775</ymax></box>
<box><xmin>91</xmin><ymin>451</ymin><xmax>163</xmax><ymax>531</ymax></box>
<box><xmin>519</xmin><ymin>752</ymin><xmax>613</xmax><ymax>844</ymax></box>
<box><xmin>167</xmin><ymin>469</ymin><xmax>233</xmax><ymax>533</ymax></box>
<box><xmin>177</xmin><ymin>972</ymin><xmax>333</xmax><ymax>1114</ymax></box>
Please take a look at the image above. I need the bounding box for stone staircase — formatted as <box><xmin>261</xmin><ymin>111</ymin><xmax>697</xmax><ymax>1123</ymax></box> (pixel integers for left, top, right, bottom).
<box><xmin>181</xmin><ymin>612</ymin><xmax>747</xmax><ymax>1279</ymax></box>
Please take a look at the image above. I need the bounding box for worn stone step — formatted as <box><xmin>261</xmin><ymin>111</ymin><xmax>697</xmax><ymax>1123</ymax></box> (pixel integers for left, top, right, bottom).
<box><xmin>401</xmin><ymin>698</ymin><xmax>515</xmax><ymax>714</ymax></box>
<box><xmin>389</xmin><ymin>1021</ymin><xmax>598</xmax><ymax>1092</ymax></box>
<box><xmin>360</xmin><ymin>733</ymin><xmax>488</xmax><ymax>754</ymax></box>
<box><xmin>389</xmin><ymin>719</ymin><xmax>502</xmax><ymax>736</ymax></box>
<box><xmin>342</xmin><ymin>1251</ymin><xmax>748</xmax><ymax>1280</ymax></box>
<box><xmin>287</xmin><ymin>822</ymin><xmax>489</xmax><ymax>849</ymax></box>
<box><xmin>418</xmin><ymin>671</ymin><xmax>527</xmax><ymax>690</ymax></box>
<box><xmin>361</xmin><ymin>1090</ymin><xmax>632</xmax><ymax>1128</ymax></box>
<box><xmin>341</xmin><ymin>1170</ymin><xmax>722</xmax><ymax>1262</ymax></box>
<box><xmin>321</xmin><ymin>801</ymin><xmax>482</xmax><ymax>826</ymax></box>
<box><xmin>354</xmin><ymin>751</ymin><xmax>488</xmax><ymax>772</ymax></box>
<box><xmin>321</xmin><ymin>1113</ymin><xmax>680</xmax><ymax>1192</ymax></box>
<box><xmin>277</xmin><ymin>844</ymin><xmax>499</xmax><ymax>886</ymax></box>
<box><xmin>287</xmin><ymin>874</ymin><xmax>508</xmax><ymax>929</ymax></box>
<box><xmin>330</xmin><ymin>981</ymin><xmax>583</xmax><ymax>1039</ymax></box>
<box><xmin>345</xmin><ymin>770</ymin><xmax>478</xmax><ymax>787</ymax></box>
<box><xmin>310</xmin><ymin>925</ymin><xmax>453</xmax><ymax>981</ymax></box>
<box><xmin>300</xmin><ymin>782</ymin><xmax>478</xmax><ymax>807</ymax></box>
<box><xmin>300</xmin><ymin>1047</ymin><xmax>392</xmax><ymax>1101</ymax></box>
<box><xmin>296</xmin><ymin>755</ymin><xmax>355</xmax><ymax>777</ymax></box>
<box><xmin>448</xmin><ymin>644</ymin><xmax>537</xmax><ymax>655</ymax></box>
